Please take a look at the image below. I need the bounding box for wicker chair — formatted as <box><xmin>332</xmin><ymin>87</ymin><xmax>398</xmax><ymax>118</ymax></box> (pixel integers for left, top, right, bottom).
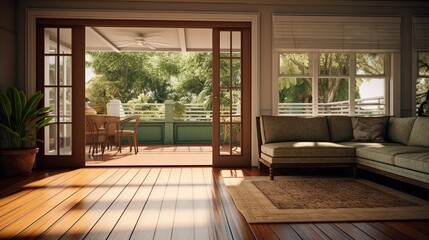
<box><xmin>116</xmin><ymin>115</ymin><xmax>140</xmax><ymax>154</ymax></box>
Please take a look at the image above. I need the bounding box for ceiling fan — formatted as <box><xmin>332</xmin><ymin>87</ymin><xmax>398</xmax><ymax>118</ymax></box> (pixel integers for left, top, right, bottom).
<box><xmin>117</xmin><ymin>35</ymin><xmax>170</xmax><ymax>50</ymax></box>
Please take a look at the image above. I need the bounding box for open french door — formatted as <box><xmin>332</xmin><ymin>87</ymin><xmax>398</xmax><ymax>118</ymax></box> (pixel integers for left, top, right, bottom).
<box><xmin>212</xmin><ymin>28</ymin><xmax>251</xmax><ymax>167</ymax></box>
<box><xmin>36</xmin><ymin>24</ymin><xmax>86</xmax><ymax>168</ymax></box>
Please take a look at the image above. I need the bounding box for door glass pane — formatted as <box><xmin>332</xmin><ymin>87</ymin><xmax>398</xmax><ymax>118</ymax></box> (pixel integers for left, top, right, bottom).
<box><xmin>59</xmin><ymin>88</ymin><xmax>72</xmax><ymax>122</ymax></box>
<box><xmin>45</xmin><ymin>124</ymin><xmax>57</xmax><ymax>155</ymax></box>
<box><xmin>60</xmin><ymin>56</ymin><xmax>72</xmax><ymax>86</ymax></box>
<box><xmin>59</xmin><ymin>124</ymin><xmax>72</xmax><ymax>155</ymax></box>
<box><xmin>220</xmin><ymin>89</ymin><xmax>231</xmax><ymax>113</ymax></box>
<box><xmin>220</xmin><ymin>123</ymin><xmax>230</xmax><ymax>155</ymax></box>
<box><xmin>45</xmin><ymin>56</ymin><xmax>57</xmax><ymax>85</ymax></box>
<box><xmin>231</xmin><ymin>124</ymin><xmax>241</xmax><ymax>155</ymax></box>
<box><xmin>220</xmin><ymin>31</ymin><xmax>230</xmax><ymax>57</ymax></box>
<box><xmin>220</xmin><ymin>59</ymin><xmax>230</xmax><ymax>87</ymax></box>
<box><xmin>232</xmin><ymin>59</ymin><xmax>241</xmax><ymax>87</ymax></box>
<box><xmin>59</xmin><ymin>28</ymin><xmax>72</xmax><ymax>54</ymax></box>
<box><xmin>232</xmin><ymin>31</ymin><xmax>241</xmax><ymax>56</ymax></box>
<box><xmin>232</xmin><ymin>89</ymin><xmax>241</xmax><ymax>117</ymax></box>
<box><xmin>44</xmin><ymin>28</ymin><xmax>57</xmax><ymax>54</ymax></box>
<box><xmin>45</xmin><ymin>87</ymin><xmax>57</xmax><ymax>115</ymax></box>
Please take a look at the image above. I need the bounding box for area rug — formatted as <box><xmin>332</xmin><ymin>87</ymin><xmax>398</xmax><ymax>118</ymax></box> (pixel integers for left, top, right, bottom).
<box><xmin>223</xmin><ymin>176</ymin><xmax>429</xmax><ymax>223</ymax></box>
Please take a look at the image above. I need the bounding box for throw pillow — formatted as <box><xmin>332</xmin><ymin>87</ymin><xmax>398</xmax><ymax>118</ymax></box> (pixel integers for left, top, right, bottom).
<box><xmin>351</xmin><ymin>117</ymin><xmax>389</xmax><ymax>142</ymax></box>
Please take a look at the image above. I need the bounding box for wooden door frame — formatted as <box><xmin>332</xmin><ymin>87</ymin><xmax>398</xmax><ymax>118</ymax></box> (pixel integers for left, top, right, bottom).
<box><xmin>27</xmin><ymin>10</ymin><xmax>260</xmax><ymax>166</ymax></box>
<box><xmin>212</xmin><ymin>28</ymin><xmax>252</xmax><ymax>167</ymax></box>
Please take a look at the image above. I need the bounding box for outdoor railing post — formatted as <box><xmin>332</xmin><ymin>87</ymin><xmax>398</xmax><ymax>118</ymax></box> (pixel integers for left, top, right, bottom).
<box><xmin>164</xmin><ymin>100</ymin><xmax>174</xmax><ymax>144</ymax></box>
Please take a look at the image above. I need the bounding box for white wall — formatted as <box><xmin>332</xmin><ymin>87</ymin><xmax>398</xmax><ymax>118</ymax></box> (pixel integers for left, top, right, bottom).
<box><xmin>0</xmin><ymin>0</ymin><xmax>16</xmax><ymax>90</ymax></box>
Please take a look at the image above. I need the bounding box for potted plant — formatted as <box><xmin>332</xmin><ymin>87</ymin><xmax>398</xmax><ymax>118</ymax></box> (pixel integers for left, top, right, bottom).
<box><xmin>0</xmin><ymin>87</ymin><xmax>52</xmax><ymax>176</ymax></box>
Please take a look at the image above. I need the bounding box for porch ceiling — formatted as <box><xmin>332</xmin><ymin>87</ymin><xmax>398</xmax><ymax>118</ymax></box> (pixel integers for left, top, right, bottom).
<box><xmin>85</xmin><ymin>27</ymin><xmax>214</xmax><ymax>52</ymax></box>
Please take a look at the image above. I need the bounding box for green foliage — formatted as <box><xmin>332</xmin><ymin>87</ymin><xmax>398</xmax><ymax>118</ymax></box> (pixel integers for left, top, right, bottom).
<box><xmin>279</xmin><ymin>53</ymin><xmax>385</xmax><ymax>104</ymax></box>
<box><xmin>173</xmin><ymin>102</ymin><xmax>186</xmax><ymax>119</ymax></box>
<box><xmin>86</xmin><ymin>51</ymin><xmax>240</xmax><ymax>112</ymax></box>
<box><xmin>0</xmin><ymin>88</ymin><xmax>52</xmax><ymax>150</ymax></box>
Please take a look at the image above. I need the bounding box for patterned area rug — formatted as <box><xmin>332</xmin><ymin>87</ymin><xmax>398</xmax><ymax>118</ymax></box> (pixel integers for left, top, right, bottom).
<box><xmin>224</xmin><ymin>176</ymin><xmax>429</xmax><ymax>223</ymax></box>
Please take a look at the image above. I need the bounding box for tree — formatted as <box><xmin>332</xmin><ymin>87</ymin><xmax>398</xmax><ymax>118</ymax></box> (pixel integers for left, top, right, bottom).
<box><xmin>279</xmin><ymin>53</ymin><xmax>386</xmax><ymax>104</ymax></box>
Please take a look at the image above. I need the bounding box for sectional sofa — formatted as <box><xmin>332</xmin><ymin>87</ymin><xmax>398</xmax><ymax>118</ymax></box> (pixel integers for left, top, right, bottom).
<box><xmin>257</xmin><ymin>116</ymin><xmax>429</xmax><ymax>189</ymax></box>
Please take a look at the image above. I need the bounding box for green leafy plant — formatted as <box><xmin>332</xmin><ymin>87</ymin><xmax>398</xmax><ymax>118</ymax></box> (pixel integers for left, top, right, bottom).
<box><xmin>173</xmin><ymin>101</ymin><xmax>186</xmax><ymax>119</ymax></box>
<box><xmin>0</xmin><ymin>88</ymin><xmax>52</xmax><ymax>150</ymax></box>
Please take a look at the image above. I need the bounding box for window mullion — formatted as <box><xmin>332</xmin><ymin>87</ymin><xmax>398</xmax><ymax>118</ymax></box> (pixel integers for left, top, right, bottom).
<box><xmin>312</xmin><ymin>52</ymin><xmax>319</xmax><ymax>116</ymax></box>
<box><xmin>350</xmin><ymin>54</ymin><xmax>356</xmax><ymax>115</ymax></box>
<box><xmin>385</xmin><ymin>53</ymin><xmax>391</xmax><ymax>115</ymax></box>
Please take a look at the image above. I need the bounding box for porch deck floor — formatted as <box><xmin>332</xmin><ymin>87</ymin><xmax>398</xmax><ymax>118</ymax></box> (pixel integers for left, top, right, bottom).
<box><xmin>86</xmin><ymin>144</ymin><xmax>213</xmax><ymax>166</ymax></box>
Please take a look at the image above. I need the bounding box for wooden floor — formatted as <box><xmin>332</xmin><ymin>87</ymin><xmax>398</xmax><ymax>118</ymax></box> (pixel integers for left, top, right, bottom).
<box><xmin>0</xmin><ymin>167</ymin><xmax>428</xmax><ymax>239</ymax></box>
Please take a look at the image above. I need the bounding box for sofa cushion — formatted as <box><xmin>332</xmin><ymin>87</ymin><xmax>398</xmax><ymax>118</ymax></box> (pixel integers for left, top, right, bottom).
<box><xmin>394</xmin><ymin>152</ymin><xmax>429</xmax><ymax>174</ymax></box>
<box><xmin>261</xmin><ymin>153</ymin><xmax>355</xmax><ymax>164</ymax></box>
<box><xmin>387</xmin><ymin>117</ymin><xmax>416</xmax><ymax>145</ymax></box>
<box><xmin>356</xmin><ymin>157</ymin><xmax>429</xmax><ymax>184</ymax></box>
<box><xmin>339</xmin><ymin>142</ymin><xmax>402</xmax><ymax>149</ymax></box>
<box><xmin>261</xmin><ymin>142</ymin><xmax>355</xmax><ymax>157</ymax></box>
<box><xmin>327</xmin><ymin>116</ymin><xmax>353</xmax><ymax>142</ymax></box>
<box><xmin>260</xmin><ymin>116</ymin><xmax>330</xmax><ymax>144</ymax></box>
<box><xmin>408</xmin><ymin>117</ymin><xmax>429</xmax><ymax>147</ymax></box>
<box><xmin>351</xmin><ymin>116</ymin><xmax>389</xmax><ymax>142</ymax></box>
<box><xmin>356</xmin><ymin>145</ymin><xmax>429</xmax><ymax>165</ymax></box>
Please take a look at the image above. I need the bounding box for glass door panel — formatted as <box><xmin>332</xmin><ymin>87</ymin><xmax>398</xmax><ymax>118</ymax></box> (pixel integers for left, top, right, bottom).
<box><xmin>37</xmin><ymin>24</ymin><xmax>85</xmax><ymax>167</ymax></box>
<box><xmin>43</xmin><ymin>28</ymin><xmax>73</xmax><ymax>156</ymax></box>
<box><xmin>212</xmin><ymin>28</ymin><xmax>250</xmax><ymax>167</ymax></box>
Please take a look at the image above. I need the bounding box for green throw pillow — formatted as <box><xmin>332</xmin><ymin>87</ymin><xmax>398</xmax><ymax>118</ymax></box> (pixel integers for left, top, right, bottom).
<box><xmin>351</xmin><ymin>117</ymin><xmax>389</xmax><ymax>142</ymax></box>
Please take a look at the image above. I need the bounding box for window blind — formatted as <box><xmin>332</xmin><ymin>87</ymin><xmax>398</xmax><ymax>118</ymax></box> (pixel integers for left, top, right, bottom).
<box><xmin>413</xmin><ymin>16</ymin><xmax>429</xmax><ymax>50</ymax></box>
<box><xmin>273</xmin><ymin>15</ymin><xmax>401</xmax><ymax>52</ymax></box>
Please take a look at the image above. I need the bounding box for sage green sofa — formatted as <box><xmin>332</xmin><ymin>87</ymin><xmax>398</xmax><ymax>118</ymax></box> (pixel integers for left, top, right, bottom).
<box><xmin>257</xmin><ymin>116</ymin><xmax>429</xmax><ymax>189</ymax></box>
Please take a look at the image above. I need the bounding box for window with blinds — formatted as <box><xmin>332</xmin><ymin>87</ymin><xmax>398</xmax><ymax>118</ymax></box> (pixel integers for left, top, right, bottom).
<box><xmin>273</xmin><ymin>15</ymin><xmax>400</xmax><ymax>116</ymax></box>
<box><xmin>273</xmin><ymin>15</ymin><xmax>401</xmax><ymax>52</ymax></box>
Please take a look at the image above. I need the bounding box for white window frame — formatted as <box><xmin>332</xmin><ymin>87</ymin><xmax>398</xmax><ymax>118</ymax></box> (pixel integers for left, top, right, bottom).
<box><xmin>274</xmin><ymin>51</ymin><xmax>395</xmax><ymax>116</ymax></box>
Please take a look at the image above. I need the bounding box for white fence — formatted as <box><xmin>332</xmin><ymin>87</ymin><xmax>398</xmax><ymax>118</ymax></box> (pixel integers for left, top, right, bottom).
<box><xmin>121</xmin><ymin>102</ymin><xmax>213</xmax><ymax>121</ymax></box>
<box><xmin>279</xmin><ymin>96</ymin><xmax>385</xmax><ymax>116</ymax></box>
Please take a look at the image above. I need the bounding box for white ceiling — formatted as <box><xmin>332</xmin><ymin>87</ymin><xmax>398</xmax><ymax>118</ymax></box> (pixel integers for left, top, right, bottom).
<box><xmin>85</xmin><ymin>27</ymin><xmax>215</xmax><ymax>52</ymax></box>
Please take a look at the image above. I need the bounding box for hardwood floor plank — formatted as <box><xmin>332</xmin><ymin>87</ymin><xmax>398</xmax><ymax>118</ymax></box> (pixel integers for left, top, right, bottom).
<box><xmin>14</xmin><ymin>168</ymin><xmax>116</xmax><ymax>239</ymax></box>
<box><xmin>203</xmin><ymin>168</ymin><xmax>234</xmax><ymax>240</ymax></box>
<box><xmin>84</xmin><ymin>168</ymin><xmax>150</xmax><ymax>240</ymax></box>
<box><xmin>1</xmin><ymin>169</ymin><xmax>106</xmax><ymax>238</ymax></box>
<box><xmin>0</xmin><ymin>169</ymin><xmax>90</xmax><ymax>231</ymax></box>
<box><xmin>370</xmin><ymin>222</ymin><xmax>416</xmax><ymax>240</ymax></box>
<box><xmin>130</xmin><ymin>168</ymin><xmax>170</xmax><ymax>239</ymax></box>
<box><xmin>107</xmin><ymin>168</ymin><xmax>161</xmax><ymax>240</ymax></box>
<box><xmin>0</xmin><ymin>170</ymin><xmax>61</xmax><ymax>200</ymax></box>
<box><xmin>0</xmin><ymin>169</ymin><xmax>81</xmax><ymax>208</ymax></box>
<box><xmin>153</xmin><ymin>168</ymin><xmax>181</xmax><ymax>240</ymax></box>
<box><xmin>191</xmin><ymin>167</ymin><xmax>215</xmax><ymax>240</ymax></box>
<box><xmin>213</xmin><ymin>168</ymin><xmax>256</xmax><ymax>240</ymax></box>
<box><xmin>352</xmin><ymin>222</ymin><xmax>394</xmax><ymax>240</ymax></box>
<box><xmin>314</xmin><ymin>223</ymin><xmax>353</xmax><ymax>240</ymax></box>
<box><xmin>250</xmin><ymin>224</ymin><xmax>280</xmax><ymax>240</ymax></box>
<box><xmin>289</xmin><ymin>224</ymin><xmax>330</xmax><ymax>240</ymax></box>
<box><xmin>60</xmin><ymin>168</ymin><xmax>139</xmax><ymax>240</ymax></box>
<box><xmin>270</xmin><ymin>224</ymin><xmax>302</xmax><ymax>240</ymax></box>
<box><xmin>37</xmin><ymin>168</ymin><xmax>127</xmax><ymax>240</ymax></box>
<box><xmin>334</xmin><ymin>223</ymin><xmax>374</xmax><ymax>240</ymax></box>
<box><xmin>384</xmin><ymin>221</ymin><xmax>429</xmax><ymax>240</ymax></box>
<box><xmin>171</xmin><ymin>168</ymin><xmax>194</xmax><ymax>240</ymax></box>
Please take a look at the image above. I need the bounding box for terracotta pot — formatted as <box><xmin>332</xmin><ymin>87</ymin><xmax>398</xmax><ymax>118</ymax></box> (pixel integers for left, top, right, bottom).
<box><xmin>0</xmin><ymin>148</ymin><xmax>38</xmax><ymax>177</ymax></box>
